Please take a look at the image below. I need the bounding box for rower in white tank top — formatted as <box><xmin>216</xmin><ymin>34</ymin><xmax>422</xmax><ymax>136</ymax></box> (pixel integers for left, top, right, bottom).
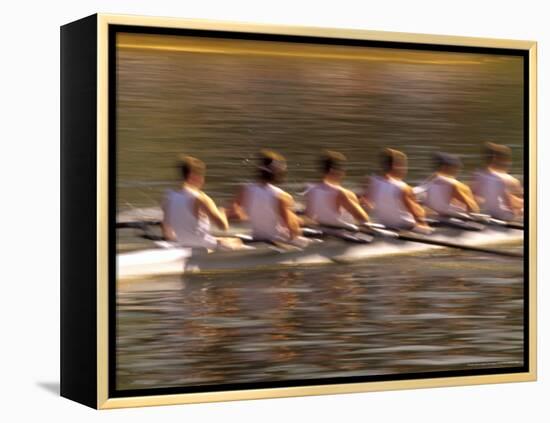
<box><xmin>304</xmin><ymin>150</ymin><xmax>369</xmax><ymax>228</ymax></box>
<box><xmin>230</xmin><ymin>150</ymin><xmax>303</xmax><ymax>242</ymax></box>
<box><xmin>366</xmin><ymin>149</ymin><xmax>429</xmax><ymax>231</ymax></box>
<box><xmin>162</xmin><ymin>188</ymin><xmax>218</xmax><ymax>249</ymax></box>
<box><xmin>161</xmin><ymin>155</ymin><xmax>242</xmax><ymax>251</ymax></box>
<box><xmin>242</xmin><ymin>182</ymin><xmax>291</xmax><ymax>241</ymax></box>
<box><xmin>424</xmin><ymin>174</ymin><xmax>458</xmax><ymax>215</ymax></box>
<box><xmin>369</xmin><ymin>175</ymin><xmax>415</xmax><ymax>229</ymax></box>
<box><xmin>470</xmin><ymin>142</ymin><xmax>523</xmax><ymax>221</ymax></box>
<box><xmin>416</xmin><ymin>152</ymin><xmax>479</xmax><ymax>217</ymax></box>
<box><xmin>472</xmin><ymin>169</ymin><xmax>514</xmax><ymax>220</ymax></box>
<box><xmin>304</xmin><ymin>182</ymin><xmax>354</xmax><ymax>227</ymax></box>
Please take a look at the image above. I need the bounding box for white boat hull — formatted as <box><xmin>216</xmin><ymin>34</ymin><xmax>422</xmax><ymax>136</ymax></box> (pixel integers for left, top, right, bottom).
<box><xmin>117</xmin><ymin>226</ymin><xmax>523</xmax><ymax>280</ymax></box>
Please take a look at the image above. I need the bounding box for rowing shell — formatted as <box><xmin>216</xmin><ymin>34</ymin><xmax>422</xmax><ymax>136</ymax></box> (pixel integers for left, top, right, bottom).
<box><xmin>117</xmin><ymin>225</ymin><xmax>523</xmax><ymax>280</ymax></box>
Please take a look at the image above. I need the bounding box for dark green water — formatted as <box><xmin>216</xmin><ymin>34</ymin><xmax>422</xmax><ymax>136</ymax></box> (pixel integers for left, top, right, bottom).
<box><xmin>115</xmin><ymin>36</ymin><xmax>524</xmax><ymax>390</ymax></box>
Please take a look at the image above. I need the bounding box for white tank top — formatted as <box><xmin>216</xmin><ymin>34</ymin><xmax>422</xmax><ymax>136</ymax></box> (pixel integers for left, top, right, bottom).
<box><xmin>163</xmin><ymin>188</ymin><xmax>218</xmax><ymax>249</ymax></box>
<box><xmin>472</xmin><ymin>170</ymin><xmax>514</xmax><ymax>220</ymax></box>
<box><xmin>243</xmin><ymin>183</ymin><xmax>290</xmax><ymax>241</ymax></box>
<box><xmin>305</xmin><ymin>182</ymin><xmax>353</xmax><ymax>226</ymax></box>
<box><xmin>369</xmin><ymin>176</ymin><xmax>415</xmax><ymax>229</ymax></box>
<box><xmin>424</xmin><ymin>174</ymin><xmax>458</xmax><ymax>215</ymax></box>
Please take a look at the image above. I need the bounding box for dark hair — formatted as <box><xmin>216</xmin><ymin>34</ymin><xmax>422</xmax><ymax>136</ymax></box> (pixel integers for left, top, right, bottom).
<box><xmin>258</xmin><ymin>149</ymin><xmax>286</xmax><ymax>183</ymax></box>
<box><xmin>483</xmin><ymin>142</ymin><xmax>512</xmax><ymax>163</ymax></box>
<box><xmin>178</xmin><ymin>155</ymin><xmax>206</xmax><ymax>180</ymax></box>
<box><xmin>434</xmin><ymin>152</ymin><xmax>462</xmax><ymax>169</ymax></box>
<box><xmin>380</xmin><ymin>148</ymin><xmax>407</xmax><ymax>173</ymax></box>
<box><xmin>321</xmin><ymin>150</ymin><xmax>347</xmax><ymax>174</ymax></box>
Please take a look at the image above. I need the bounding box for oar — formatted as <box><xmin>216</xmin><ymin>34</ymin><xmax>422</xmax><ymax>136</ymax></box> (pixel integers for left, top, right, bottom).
<box><xmin>116</xmin><ymin>220</ymin><xmax>161</xmax><ymax>229</ymax></box>
<box><xmin>486</xmin><ymin>218</ymin><xmax>524</xmax><ymax>230</ymax></box>
<box><xmin>425</xmin><ymin>217</ymin><xmax>485</xmax><ymax>231</ymax></box>
<box><xmin>460</xmin><ymin>212</ymin><xmax>524</xmax><ymax>230</ymax></box>
<box><xmin>320</xmin><ymin>223</ymin><xmax>523</xmax><ymax>258</ymax></box>
<box><xmin>425</xmin><ymin>212</ymin><xmax>523</xmax><ymax>231</ymax></box>
<box><xmin>117</xmin><ymin>215</ymin><xmax>521</xmax><ymax>257</ymax></box>
<box><xmin>388</xmin><ymin>230</ymin><xmax>523</xmax><ymax>258</ymax></box>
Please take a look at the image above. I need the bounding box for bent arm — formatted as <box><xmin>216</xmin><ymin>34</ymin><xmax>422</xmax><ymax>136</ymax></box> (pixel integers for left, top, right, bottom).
<box><xmin>277</xmin><ymin>192</ymin><xmax>302</xmax><ymax>239</ymax></box>
<box><xmin>402</xmin><ymin>185</ymin><xmax>426</xmax><ymax>223</ymax></box>
<box><xmin>505</xmin><ymin>178</ymin><xmax>524</xmax><ymax>213</ymax></box>
<box><xmin>453</xmin><ymin>182</ymin><xmax>480</xmax><ymax>213</ymax></box>
<box><xmin>230</xmin><ymin>186</ymin><xmax>248</xmax><ymax>221</ymax></box>
<box><xmin>197</xmin><ymin>193</ymin><xmax>229</xmax><ymax>231</ymax></box>
<box><xmin>359</xmin><ymin>177</ymin><xmax>375</xmax><ymax>210</ymax></box>
<box><xmin>338</xmin><ymin>188</ymin><xmax>369</xmax><ymax>223</ymax></box>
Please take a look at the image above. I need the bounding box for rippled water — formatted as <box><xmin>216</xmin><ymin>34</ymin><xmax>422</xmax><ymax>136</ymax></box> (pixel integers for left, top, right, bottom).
<box><xmin>115</xmin><ymin>34</ymin><xmax>525</xmax><ymax>391</ymax></box>
<box><xmin>117</xmin><ymin>248</ymin><xmax>523</xmax><ymax>390</ymax></box>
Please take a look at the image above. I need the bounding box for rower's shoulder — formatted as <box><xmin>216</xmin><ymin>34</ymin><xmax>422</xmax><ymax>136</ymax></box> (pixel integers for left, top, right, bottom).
<box><xmin>501</xmin><ymin>172</ymin><xmax>521</xmax><ymax>185</ymax></box>
<box><xmin>437</xmin><ymin>174</ymin><xmax>461</xmax><ymax>187</ymax></box>
<box><xmin>275</xmin><ymin>187</ymin><xmax>294</xmax><ymax>205</ymax></box>
<box><xmin>393</xmin><ymin>178</ymin><xmax>411</xmax><ymax>191</ymax></box>
<box><xmin>400</xmin><ymin>181</ymin><xmax>416</xmax><ymax>197</ymax></box>
<box><xmin>338</xmin><ymin>186</ymin><xmax>358</xmax><ymax>200</ymax></box>
<box><xmin>402</xmin><ymin>182</ymin><xmax>413</xmax><ymax>192</ymax></box>
<box><xmin>196</xmin><ymin>190</ymin><xmax>215</xmax><ymax>205</ymax></box>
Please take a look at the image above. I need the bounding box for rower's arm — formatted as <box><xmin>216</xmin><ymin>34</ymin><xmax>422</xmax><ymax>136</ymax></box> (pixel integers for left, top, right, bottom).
<box><xmin>197</xmin><ymin>193</ymin><xmax>229</xmax><ymax>231</ymax></box>
<box><xmin>277</xmin><ymin>192</ymin><xmax>302</xmax><ymax>239</ymax></box>
<box><xmin>510</xmin><ymin>178</ymin><xmax>524</xmax><ymax>197</ymax></box>
<box><xmin>505</xmin><ymin>178</ymin><xmax>524</xmax><ymax>213</ymax></box>
<box><xmin>453</xmin><ymin>182</ymin><xmax>480</xmax><ymax>213</ymax></box>
<box><xmin>230</xmin><ymin>186</ymin><xmax>248</xmax><ymax>221</ymax></box>
<box><xmin>160</xmin><ymin>196</ymin><xmax>176</xmax><ymax>241</ymax></box>
<box><xmin>358</xmin><ymin>178</ymin><xmax>374</xmax><ymax>210</ymax></box>
<box><xmin>402</xmin><ymin>185</ymin><xmax>427</xmax><ymax>223</ymax></box>
<box><xmin>338</xmin><ymin>188</ymin><xmax>370</xmax><ymax>223</ymax></box>
<box><xmin>161</xmin><ymin>222</ymin><xmax>175</xmax><ymax>241</ymax></box>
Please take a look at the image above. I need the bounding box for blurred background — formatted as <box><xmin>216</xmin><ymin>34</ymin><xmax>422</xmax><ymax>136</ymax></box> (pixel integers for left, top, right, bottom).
<box><xmin>115</xmin><ymin>33</ymin><xmax>524</xmax><ymax>391</ymax></box>
<box><xmin>116</xmin><ymin>33</ymin><xmax>524</xmax><ymax>210</ymax></box>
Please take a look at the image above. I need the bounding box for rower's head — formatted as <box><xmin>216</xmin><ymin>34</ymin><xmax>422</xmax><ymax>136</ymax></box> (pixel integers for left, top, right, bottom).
<box><xmin>258</xmin><ymin>149</ymin><xmax>287</xmax><ymax>184</ymax></box>
<box><xmin>484</xmin><ymin>142</ymin><xmax>512</xmax><ymax>171</ymax></box>
<box><xmin>178</xmin><ymin>155</ymin><xmax>206</xmax><ymax>188</ymax></box>
<box><xmin>381</xmin><ymin>148</ymin><xmax>408</xmax><ymax>178</ymax></box>
<box><xmin>434</xmin><ymin>152</ymin><xmax>462</xmax><ymax>176</ymax></box>
<box><xmin>321</xmin><ymin>150</ymin><xmax>346</xmax><ymax>182</ymax></box>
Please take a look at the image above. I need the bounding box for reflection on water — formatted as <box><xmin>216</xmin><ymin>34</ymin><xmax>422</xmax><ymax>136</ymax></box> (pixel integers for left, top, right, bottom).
<box><xmin>117</xmin><ymin>249</ymin><xmax>523</xmax><ymax>390</ymax></box>
<box><xmin>115</xmin><ymin>35</ymin><xmax>524</xmax><ymax>391</ymax></box>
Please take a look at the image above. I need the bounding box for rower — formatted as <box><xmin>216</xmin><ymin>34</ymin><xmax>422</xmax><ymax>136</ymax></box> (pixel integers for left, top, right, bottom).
<box><xmin>420</xmin><ymin>152</ymin><xmax>479</xmax><ymax>216</ymax></box>
<box><xmin>304</xmin><ymin>150</ymin><xmax>369</xmax><ymax>228</ymax></box>
<box><xmin>161</xmin><ymin>155</ymin><xmax>241</xmax><ymax>250</ymax></box>
<box><xmin>367</xmin><ymin>148</ymin><xmax>431</xmax><ymax>232</ymax></box>
<box><xmin>231</xmin><ymin>150</ymin><xmax>303</xmax><ymax>242</ymax></box>
<box><xmin>471</xmin><ymin>142</ymin><xmax>523</xmax><ymax>220</ymax></box>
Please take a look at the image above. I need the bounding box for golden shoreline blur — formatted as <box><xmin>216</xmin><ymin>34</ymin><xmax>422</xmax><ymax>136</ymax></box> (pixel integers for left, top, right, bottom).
<box><xmin>117</xmin><ymin>33</ymin><xmax>518</xmax><ymax>65</ymax></box>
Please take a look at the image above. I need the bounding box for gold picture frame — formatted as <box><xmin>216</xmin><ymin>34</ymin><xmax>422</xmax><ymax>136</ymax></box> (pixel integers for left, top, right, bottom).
<box><xmin>60</xmin><ymin>13</ymin><xmax>537</xmax><ymax>409</ymax></box>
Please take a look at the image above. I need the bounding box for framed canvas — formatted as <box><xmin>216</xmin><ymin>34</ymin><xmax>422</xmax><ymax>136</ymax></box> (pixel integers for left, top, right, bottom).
<box><xmin>60</xmin><ymin>13</ymin><xmax>537</xmax><ymax>409</ymax></box>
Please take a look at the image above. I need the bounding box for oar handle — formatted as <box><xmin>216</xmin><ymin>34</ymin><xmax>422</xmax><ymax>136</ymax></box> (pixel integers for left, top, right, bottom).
<box><xmin>488</xmin><ymin>218</ymin><xmax>524</xmax><ymax>230</ymax></box>
<box><xmin>458</xmin><ymin>213</ymin><xmax>524</xmax><ymax>230</ymax></box>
